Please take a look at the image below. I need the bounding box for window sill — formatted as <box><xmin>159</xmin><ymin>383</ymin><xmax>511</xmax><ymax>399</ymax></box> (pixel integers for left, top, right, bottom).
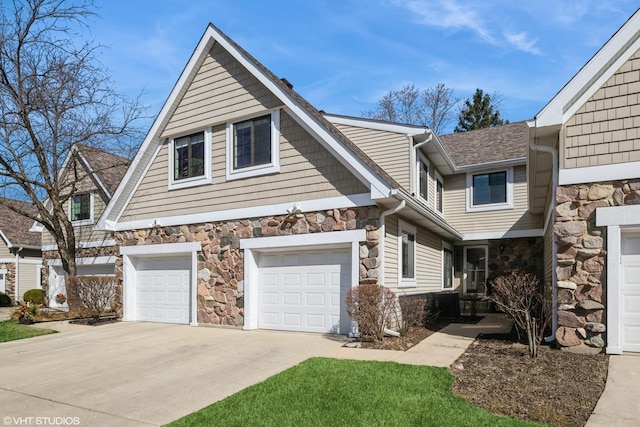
<box><xmin>168</xmin><ymin>175</ymin><xmax>211</xmax><ymax>191</ymax></box>
<box><xmin>71</xmin><ymin>219</ymin><xmax>94</xmax><ymax>227</ymax></box>
<box><xmin>466</xmin><ymin>203</ymin><xmax>513</xmax><ymax>213</ymax></box>
<box><xmin>226</xmin><ymin>164</ymin><xmax>279</xmax><ymax>181</ymax></box>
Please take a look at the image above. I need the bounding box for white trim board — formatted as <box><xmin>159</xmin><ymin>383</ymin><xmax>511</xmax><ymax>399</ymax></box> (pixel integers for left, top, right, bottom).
<box><xmin>42</xmin><ymin>239</ymin><xmax>117</xmax><ymax>252</ymax></box>
<box><xmin>559</xmin><ymin>161</ymin><xmax>640</xmax><ymax>185</ymax></box>
<box><xmin>0</xmin><ymin>258</ymin><xmax>43</xmax><ymax>265</ymax></box>
<box><xmin>462</xmin><ymin>229</ymin><xmax>544</xmax><ymax>241</ymax></box>
<box><xmin>108</xmin><ymin>193</ymin><xmax>373</xmax><ymax>231</ymax></box>
<box><xmin>47</xmin><ymin>256</ymin><xmax>117</xmax><ymax>267</ymax></box>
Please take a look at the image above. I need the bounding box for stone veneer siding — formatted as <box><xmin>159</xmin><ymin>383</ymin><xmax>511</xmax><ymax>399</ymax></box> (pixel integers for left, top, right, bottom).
<box><xmin>115</xmin><ymin>206</ymin><xmax>381</xmax><ymax>326</ymax></box>
<box><xmin>487</xmin><ymin>237</ymin><xmax>544</xmax><ymax>282</ymax></box>
<box><xmin>553</xmin><ymin>179</ymin><xmax>640</xmax><ymax>350</ymax></box>
<box><xmin>41</xmin><ymin>246</ymin><xmax>119</xmax><ymax>306</ymax></box>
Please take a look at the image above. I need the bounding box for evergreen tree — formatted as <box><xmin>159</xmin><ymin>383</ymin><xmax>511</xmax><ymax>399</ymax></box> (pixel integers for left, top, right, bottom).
<box><xmin>454</xmin><ymin>88</ymin><xmax>506</xmax><ymax>132</ymax></box>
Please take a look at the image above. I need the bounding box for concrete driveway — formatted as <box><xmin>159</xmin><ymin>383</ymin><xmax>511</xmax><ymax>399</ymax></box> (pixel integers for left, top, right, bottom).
<box><xmin>0</xmin><ymin>322</ymin><xmax>347</xmax><ymax>426</ymax></box>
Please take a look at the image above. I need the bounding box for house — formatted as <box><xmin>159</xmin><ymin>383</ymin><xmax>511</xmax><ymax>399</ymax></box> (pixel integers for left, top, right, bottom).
<box><xmin>529</xmin><ymin>9</ymin><xmax>640</xmax><ymax>354</ymax></box>
<box><xmin>40</xmin><ymin>144</ymin><xmax>129</xmax><ymax>307</ymax></box>
<box><xmin>0</xmin><ymin>199</ymin><xmax>41</xmax><ymax>302</ymax></box>
<box><xmin>94</xmin><ymin>23</ymin><xmax>539</xmax><ymax>334</ymax></box>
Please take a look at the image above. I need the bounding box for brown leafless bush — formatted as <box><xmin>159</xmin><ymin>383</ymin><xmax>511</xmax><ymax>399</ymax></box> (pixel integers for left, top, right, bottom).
<box><xmin>484</xmin><ymin>272</ymin><xmax>551</xmax><ymax>358</ymax></box>
<box><xmin>346</xmin><ymin>284</ymin><xmax>396</xmax><ymax>341</ymax></box>
<box><xmin>69</xmin><ymin>276</ymin><xmax>116</xmax><ymax>319</ymax></box>
<box><xmin>396</xmin><ymin>295</ymin><xmax>428</xmax><ymax>334</ymax></box>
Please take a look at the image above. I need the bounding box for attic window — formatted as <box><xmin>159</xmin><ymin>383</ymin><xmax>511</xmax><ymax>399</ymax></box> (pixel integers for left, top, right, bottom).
<box><xmin>168</xmin><ymin>128</ymin><xmax>212</xmax><ymax>190</ymax></box>
<box><xmin>226</xmin><ymin>110</ymin><xmax>280</xmax><ymax>181</ymax></box>
<box><xmin>70</xmin><ymin>192</ymin><xmax>93</xmax><ymax>225</ymax></box>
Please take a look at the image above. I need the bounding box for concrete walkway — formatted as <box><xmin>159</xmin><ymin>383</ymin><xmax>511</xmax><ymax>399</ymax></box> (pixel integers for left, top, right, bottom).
<box><xmin>586</xmin><ymin>353</ymin><xmax>640</xmax><ymax>427</ymax></box>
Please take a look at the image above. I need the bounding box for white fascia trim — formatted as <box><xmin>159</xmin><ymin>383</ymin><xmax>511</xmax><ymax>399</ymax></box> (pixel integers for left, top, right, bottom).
<box><xmin>77</xmin><ymin>151</ymin><xmax>112</xmax><ymax>199</ymax></box>
<box><xmin>463</xmin><ymin>229</ymin><xmax>544</xmax><ymax>241</ymax></box>
<box><xmin>0</xmin><ymin>230</ymin><xmax>12</xmax><ymax>249</ymax></box>
<box><xmin>0</xmin><ymin>258</ymin><xmax>42</xmax><ymax>265</ymax></box>
<box><xmin>536</xmin><ymin>11</ymin><xmax>640</xmax><ymax>127</ymax></box>
<box><xmin>41</xmin><ymin>239</ymin><xmax>117</xmax><ymax>252</ymax></box>
<box><xmin>324</xmin><ymin>114</ymin><xmax>431</xmax><ymax>136</ymax></box>
<box><xmin>47</xmin><ymin>256</ymin><xmax>116</xmax><ymax>267</ymax></box>
<box><xmin>113</xmin><ymin>193</ymin><xmax>373</xmax><ymax>231</ymax></box>
<box><xmin>559</xmin><ymin>161</ymin><xmax>640</xmax><ymax>185</ymax></box>
<box><xmin>168</xmin><ymin>127</ymin><xmax>213</xmax><ymax>190</ymax></box>
<box><xmin>596</xmin><ymin>204</ymin><xmax>640</xmax><ymax>227</ymax></box>
<box><xmin>119</xmin><ymin>241</ymin><xmax>201</xmax><ymax>257</ymax></box>
<box><xmin>241</xmin><ymin>229</ymin><xmax>366</xmax><ymax>250</ymax></box>
<box><xmin>455</xmin><ymin>158</ymin><xmax>526</xmax><ymax>173</ymax></box>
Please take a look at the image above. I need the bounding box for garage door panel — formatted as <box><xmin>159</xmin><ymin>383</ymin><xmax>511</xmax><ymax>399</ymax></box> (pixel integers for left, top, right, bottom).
<box><xmin>136</xmin><ymin>257</ymin><xmax>191</xmax><ymax>325</ymax></box>
<box><xmin>257</xmin><ymin>249</ymin><xmax>350</xmax><ymax>334</ymax></box>
<box><xmin>621</xmin><ymin>234</ymin><xmax>640</xmax><ymax>351</ymax></box>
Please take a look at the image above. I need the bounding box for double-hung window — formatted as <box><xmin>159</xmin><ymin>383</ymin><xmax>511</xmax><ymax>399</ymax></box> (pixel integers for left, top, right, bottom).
<box><xmin>70</xmin><ymin>192</ymin><xmax>93</xmax><ymax>225</ymax></box>
<box><xmin>398</xmin><ymin>220</ymin><xmax>417</xmax><ymax>287</ymax></box>
<box><xmin>466</xmin><ymin>168</ymin><xmax>513</xmax><ymax>212</ymax></box>
<box><xmin>435</xmin><ymin>173</ymin><xmax>444</xmax><ymax>214</ymax></box>
<box><xmin>226</xmin><ymin>110</ymin><xmax>280</xmax><ymax>180</ymax></box>
<box><xmin>418</xmin><ymin>157</ymin><xmax>429</xmax><ymax>201</ymax></box>
<box><xmin>168</xmin><ymin>128</ymin><xmax>212</xmax><ymax>190</ymax></box>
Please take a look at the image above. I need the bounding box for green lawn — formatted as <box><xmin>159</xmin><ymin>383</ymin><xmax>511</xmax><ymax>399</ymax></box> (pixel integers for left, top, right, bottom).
<box><xmin>0</xmin><ymin>319</ymin><xmax>57</xmax><ymax>343</ymax></box>
<box><xmin>168</xmin><ymin>358</ymin><xmax>544</xmax><ymax>427</ymax></box>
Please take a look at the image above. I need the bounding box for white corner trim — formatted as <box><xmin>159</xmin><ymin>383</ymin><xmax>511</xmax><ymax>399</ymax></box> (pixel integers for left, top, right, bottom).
<box><xmin>559</xmin><ymin>161</ymin><xmax>640</xmax><ymax>185</ymax></box>
<box><xmin>113</xmin><ymin>193</ymin><xmax>373</xmax><ymax>231</ymax></box>
<box><xmin>241</xmin><ymin>229</ymin><xmax>366</xmax><ymax>250</ymax></box>
<box><xmin>462</xmin><ymin>229</ymin><xmax>544</xmax><ymax>241</ymax></box>
<box><xmin>47</xmin><ymin>256</ymin><xmax>117</xmax><ymax>267</ymax></box>
<box><xmin>168</xmin><ymin>128</ymin><xmax>213</xmax><ymax>190</ymax></box>
<box><xmin>119</xmin><ymin>241</ymin><xmax>201</xmax><ymax>256</ymax></box>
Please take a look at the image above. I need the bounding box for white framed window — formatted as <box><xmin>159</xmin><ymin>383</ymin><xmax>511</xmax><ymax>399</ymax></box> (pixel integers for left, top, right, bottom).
<box><xmin>398</xmin><ymin>220</ymin><xmax>417</xmax><ymax>287</ymax></box>
<box><xmin>226</xmin><ymin>110</ymin><xmax>280</xmax><ymax>181</ymax></box>
<box><xmin>69</xmin><ymin>192</ymin><xmax>94</xmax><ymax>226</ymax></box>
<box><xmin>168</xmin><ymin>128</ymin><xmax>212</xmax><ymax>190</ymax></box>
<box><xmin>466</xmin><ymin>167</ymin><xmax>513</xmax><ymax>212</ymax></box>
<box><xmin>463</xmin><ymin>246</ymin><xmax>488</xmax><ymax>294</ymax></box>
<box><xmin>435</xmin><ymin>171</ymin><xmax>444</xmax><ymax>214</ymax></box>
<box><xmin>442</xmin><ymin>242</ymin><xmax>453</xmax><ymax>290</ymax></box>
<box><xmin>416</xmin><ymin>154</ymin><xmax>429</xmax><ymax>202</ymax></box>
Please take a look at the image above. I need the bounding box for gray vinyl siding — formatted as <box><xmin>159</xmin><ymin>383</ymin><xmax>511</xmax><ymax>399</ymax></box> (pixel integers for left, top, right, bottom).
<box><xmin>562</xmin><ymin>48</ymin><xmax>640</xmax><ymax>169</ymax></box>
<box><xmin>442</xmin><ymin>165</ymin><xmax>543</xmax><ymax>234</ymax></box>
<box><xmin>333</xmin><ymin>124</ymin><xmax>410</xmax><ymax>190</ymax></box>
<box><xmin>162</xmin><ymin>43</ymin><xmax>283</xmax><ymax>139</ymax></box>
<box><xmin>120</xmin><ymin>111</ymin><xmax>368</xmax><ymax>222</ymax></box>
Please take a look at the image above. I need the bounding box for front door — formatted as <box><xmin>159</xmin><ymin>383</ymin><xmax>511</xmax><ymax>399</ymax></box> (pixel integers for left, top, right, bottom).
<box><xmin>464</xmin><ymin>246</ymin><xmax>487</xmax><ymax>294</ymax></box>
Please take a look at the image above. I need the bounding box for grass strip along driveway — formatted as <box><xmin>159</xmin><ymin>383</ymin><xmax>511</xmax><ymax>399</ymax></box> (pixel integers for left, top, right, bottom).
<box><xmin>0</xmin><ymin>320</ymin><xmax>56</xmax><ymax>343</ymax></box>
<box><xmin>169</xmin><ymin>358</ymin><xmax>544</xmax><ymax>427</ymax></box>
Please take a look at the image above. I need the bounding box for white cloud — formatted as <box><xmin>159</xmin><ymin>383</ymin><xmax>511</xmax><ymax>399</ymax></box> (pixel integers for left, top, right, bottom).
<box><xmin>505</xmin><ymin>32</ymin><xmax>541</xmax><ymax>55</ymax></box>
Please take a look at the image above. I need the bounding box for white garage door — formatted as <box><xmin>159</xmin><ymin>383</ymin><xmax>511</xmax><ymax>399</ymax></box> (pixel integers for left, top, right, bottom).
<box><xmin>258</xmin><ymin>249</ymin><xmax>351</xmax><ymax>334</ymax></box>
<box><xmin>136</xmin><ymin>257</ymin><xmax>191</xmax><ymax>324</ymax></box>
<box><xmin>621</xmin><ymin>232</ymin><xmax>640</xmax><ymax>352</ymax></box>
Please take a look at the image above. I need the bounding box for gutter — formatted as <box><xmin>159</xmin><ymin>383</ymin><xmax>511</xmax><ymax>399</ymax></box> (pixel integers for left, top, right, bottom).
<box><xmin>529</xmin><ymin>120</ymin><xmax>559</xmax><ymax>341</ymax></box>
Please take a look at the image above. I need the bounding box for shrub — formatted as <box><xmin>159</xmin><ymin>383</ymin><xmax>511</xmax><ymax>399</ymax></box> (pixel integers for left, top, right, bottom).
<box><xmin>0</xmin><ymin>292</ymin><xmax>11</xmax><ymax>307</ymax></box>
<box><xmin>12</xmin><ymin>301</ymin><xmax>38</xmax><ymax>321</ymax></box>
<box><xmin>346</xmin><ymin>284</ymin><xmax>396</xmax><ymax>341</ymax></box>
<box><xmin>69</xmin><ymin>275</ymin><xmax>116</xmax><ymax>319</ymax></box>
<box><xmin>23</xmin><ymin>289</ymin><xmax>43</xmax><ymax>304</ymax></box>
<box><xmin>484</xmin><ymin>271</ymin><xmax>551</xmax><ymax>358</ymax></box>
<box><xmin>396</xmin><ymin>295</ymin><xmax>428</xmax><ymax>335</ymax></box>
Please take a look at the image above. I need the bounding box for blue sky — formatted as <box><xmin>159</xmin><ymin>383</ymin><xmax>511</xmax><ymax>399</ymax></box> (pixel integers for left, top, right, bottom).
<box><xmin>88</xmin><ymin>0</ymin><xmax>639</xmax><ymax>135</ymax></box>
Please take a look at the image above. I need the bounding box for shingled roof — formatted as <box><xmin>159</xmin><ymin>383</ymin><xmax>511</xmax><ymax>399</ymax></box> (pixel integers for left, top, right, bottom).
<box><xmin>439</xmin><ymin>121</ymin><xmax>529</xmax><ymax>168</ymax></box>
<box><xmin>0</xmin><ymin>198</ymin><xmax>40</xmax><ymax>248</ymax></box>
<box><xmin>77</xmin><ymin>145</ymin><xmax>131</xmax><ymax>197</ymax></box>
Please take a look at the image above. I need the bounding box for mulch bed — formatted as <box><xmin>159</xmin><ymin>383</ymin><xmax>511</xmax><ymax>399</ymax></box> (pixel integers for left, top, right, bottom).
<box><xmin>451</xmin><ymin>332</ymin><xmax>609</xmax><ymax>427</ymax></box>
<box><xmin>68</xmin><ymin>317</ymin><xmax>119</xmax><ymax>326</ymax></box>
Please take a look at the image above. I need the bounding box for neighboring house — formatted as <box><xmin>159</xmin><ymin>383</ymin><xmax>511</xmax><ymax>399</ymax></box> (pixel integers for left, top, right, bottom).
<box><xmin>529</xmin><ymin>9</ymin><xmax>640</xmax><ymax>354</ymax></box>
<box><xmin>94</xmin><ymin>23</ymin><xmax>538</xmax><ymax>334</ymax></box>
<box><xmin>0</xmin><ymin>199</ymin><xmax>41</xmax><ymax>302</ymax></box>
<box><xmin>39</xmin><ymin>144</ymin><xmax>129</xmax><ymax>308</ymax></box>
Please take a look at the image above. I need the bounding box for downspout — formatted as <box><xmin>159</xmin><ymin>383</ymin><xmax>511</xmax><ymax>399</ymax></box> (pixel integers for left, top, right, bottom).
<box><xmin>529</xmin><ymin>121</ymin><xmax>559</xmax><ymax>341</ymax></box>
<box><xmin>15</xmin><ymin>247</ymin><xmax>23</xmax><ymax>302</ymax></box>
<box><xmin>378</xmin><ymin>199</ymin><xmax>406</xmax><ymax>287</ymax></box>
